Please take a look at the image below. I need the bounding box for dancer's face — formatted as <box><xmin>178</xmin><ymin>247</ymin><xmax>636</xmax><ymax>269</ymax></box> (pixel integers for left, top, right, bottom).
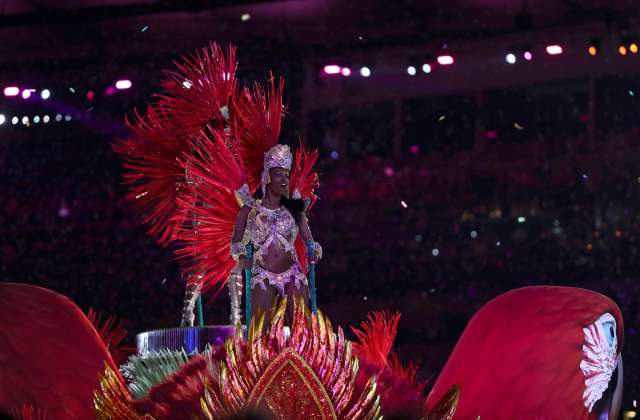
<box><xmin>268</xmin><ymin>167</ymin><xmax>290</xmax><ymax>197</ymax></box>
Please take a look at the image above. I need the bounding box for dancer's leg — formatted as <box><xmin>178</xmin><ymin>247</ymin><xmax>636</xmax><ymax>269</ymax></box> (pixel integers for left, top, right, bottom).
<box><xmin>252</xmin><ymin>282</ymin><xmax>277</xmax><ymax>326</ymax></box>
<box><xmin>285</xmin><ymin>281</ymin><xmax>309</xmax><ymax>325</ymax></box>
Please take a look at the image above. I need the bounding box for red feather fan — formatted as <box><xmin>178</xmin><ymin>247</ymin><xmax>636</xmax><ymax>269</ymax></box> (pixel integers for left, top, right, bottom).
<box><xmin>172</xmin><ymin>129</ymin><xmax>246</xmax><ymax>294</ymax></box>
<box><xmin>112</xmin><ymin>106</ymin><xmax>192</xmax><ymax>246</ymax></box>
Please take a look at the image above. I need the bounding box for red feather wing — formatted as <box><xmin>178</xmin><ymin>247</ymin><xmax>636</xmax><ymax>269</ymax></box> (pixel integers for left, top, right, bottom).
<box><xmin>112</xmin><ymin>106</ymin><xmax>191</xmax><ymax>246</ymax></box>
<box><xmin>173</xmin><ymin>129</ymin><xmax>247</xmax><ymax>294</ymax></box>
<box><xmin>0</xmin><ymin>283</ymin><xmax>118</xmax><ymax>420</ymax></box>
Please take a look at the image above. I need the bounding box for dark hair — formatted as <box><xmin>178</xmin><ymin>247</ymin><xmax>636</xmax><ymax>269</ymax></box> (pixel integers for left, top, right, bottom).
<box><xmin>254</xmin><ymin>188</ymin><xmax>305</xmax><ymax>222</ymax></box>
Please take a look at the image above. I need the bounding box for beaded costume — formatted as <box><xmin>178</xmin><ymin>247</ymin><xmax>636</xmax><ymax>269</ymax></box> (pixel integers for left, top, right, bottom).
<box><xmin>230</xmin><ymin>144</ymin><xmax>321</xmax><ymax>299</ymax></box>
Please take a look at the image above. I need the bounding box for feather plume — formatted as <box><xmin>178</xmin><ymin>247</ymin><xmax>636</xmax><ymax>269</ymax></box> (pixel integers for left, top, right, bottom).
<box><xmin>351</xmin><ymin>310</ymin><xmax>401</xmax><ymax>373</ymax></box>
<box><xmin>112</xmin><ymin>106</ymin><xmax>191</xmax><ymax>246</ymax></box>
<box><xmin>87</xmin><ymin>309</ymin><xmax>135</xmax><ymax>366</ymax></box>
<box><xmin>232</xmin><ymin>76</ymin><xmax>284</xmax><ymax>191</ymax></box>
<box><xmin>173</xmin><ymin>129</ymin><xmax>246</xmax><ymax>294</ymax></box>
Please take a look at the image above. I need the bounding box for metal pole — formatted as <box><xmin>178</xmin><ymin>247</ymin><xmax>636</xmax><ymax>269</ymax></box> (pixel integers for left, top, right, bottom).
<box><xmin>306</xmin><ymin>240</ymin><xmax>317</xmax><ymax>314</ymax></box>
<box><xmin>244</xmin><ymin>243</ymin><xmax>254</xmax><ymax>338</ymax></box>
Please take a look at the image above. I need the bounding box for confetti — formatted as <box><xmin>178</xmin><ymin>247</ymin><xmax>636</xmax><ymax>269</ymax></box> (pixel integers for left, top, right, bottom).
<box><xmin>400</xmin><ymin>200</ymin><xmax>408</xmax><ymax>208</ymax></box>
<box><xmin>69</xmin><ymin>87</ymin><xmax>75</xmax><ymax>93</ymax></box>
<box><xmin>438</xmin><ymin>115</ymin><xmax>446</xmax><ymax>122</ymax></box>
<box><xmin>513</xmin><ymin>122</ymin><xmax>524</xmax><ymax>130</ymax></box>
<box><xmin>141</xmin><ymin>25</ymin><xmax>149</xmax><ymax>32</ymax></box>
<box><xmin>629</xmin><ymin>90</ymin><xmax>635</xmax><ymax>96</ymax></box>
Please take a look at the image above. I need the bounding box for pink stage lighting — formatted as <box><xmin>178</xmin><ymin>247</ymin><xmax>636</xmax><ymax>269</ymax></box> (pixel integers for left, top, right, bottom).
<box><xmin>341</xmin><ymin>67</ymin><xmax>351</xmax><ymax>76</ymax></box>
<box><xmin>323</xmin><ymin>65</ymin><xmax>341</xmax><ymax>75</ymax></box>
<box><xmin>437</xmin><ymin>55</ymin><xmax>454</xmax><ymax>65</ymax></box>
<box><xmin>115</xmin><ymin>79</ymin><xmax>132</xmax><ymax>90</ymax></box>
<box><xmin>21</xmin><ymin>89</ymin><xmax>33</xmax><ymax>99</ymax></box>
<box><xmin>546</xmin><ymin>45</ymin><xmax>563</xmax><ymax>55</ymax></box>
<box><xmin>4</xmin><ymin>86</ymin><xmax>19</xmax><ymax>97</ymax></box>
<box><xmin>523</xmin><ymin>51</ymin><xmax>533</xmax><ymax>61</ymax></box>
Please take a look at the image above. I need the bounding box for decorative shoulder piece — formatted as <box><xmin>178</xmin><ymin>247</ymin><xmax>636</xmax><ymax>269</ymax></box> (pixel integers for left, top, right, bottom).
<box><xmin>234</xmin><ymin>183</ymin><xmax>256</xmax><ymax>208</ymax></box>
<box><xmin>230</xmin><ymin>242</ymin><xmax>246</xmax><ymax>262</ymax></box>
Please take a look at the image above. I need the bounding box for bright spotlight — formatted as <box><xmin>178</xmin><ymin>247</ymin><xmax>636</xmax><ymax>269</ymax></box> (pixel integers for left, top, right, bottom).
<box><xmin>437</xmin><ymin>55</ymin><xmax>454</xmax><ymax>65</ymax></box>
<box><xmin>422</xmin><ymin>63</ymin><xmax>432</xmax><ymax>73</ymax></box>
<box><xmin>545</xmin><ymin>45</ymin><xmax>563</xmax><ymax>55</ymax></box>
<box><xmin>3</xmin><ymin>86</ymin><xmax>19</xmax><ymax>97</ymax></box>
<box><xmin>588</xmin><ymin>46</ymin><xmax>598</xmax><ymax>56</ymax></box>
<box><xmin>33</xmin><ymin>115</ymin><xmax>40</xmax><ymax>124</ymax></box>
<box><xmin>21</xmin><ymin>116</ymin><xmax>29</xmax><ymax>125</ymax></box>
<box><xmin>21</xmin><ymin>89</ymin><xmax>33</xmax><ymax>99</ymax></box>
<box><xmin>323</xmin><ymin>65</ymin><xmax>341</xmax><ymax>75</ymax></box>
<box><xmin>115</xmin><ymin>79</ymin><xmax>132</xmax><ymax>90</ymax></box>
<box><xmin>0</xmin><ymin>114</ymin><xmax>5</xmax><ymax>125</ymax></box>
<box><xmin>55</xmin><ymin>114</ymin><xmax>62</xmax><ymax>122</ymax></box>
<box><xmin>40</xmin><ymin>89</ymin><xmax>51</xmax><ymax>100</ymax></box>
<box><xmin>619</xmin><ymin>45</ymin><xmax>628</xmax><ymax>56</ymax></box>
<box><xmin>341</xmin><ymin>67</ymin><xmax>351</xmax><ymax>76</ymax></box>
<box><xmin>631</xmin><ymin>43</ymin><xmax>638</xmax><ymax>54</ymax></box>
<box><xmin>506</xmin><ymin>53</ymin><xmax>517</xmax><ymax>64</ymax></box>
<box><xmin>64</xmin><ymin>114</ymin><xmax>72</xmax><ymax>122</ymax></box>
<box><xmin>406</xmin><ymin>65</ymin><xmax>417</xmax><ymax>76</ymax></box>
<box><xmin>240</xmin><ymin>13</ymin><xmax>251</xmax><ymax>21</ymax></box>
<box><xmin>43</xmin><ymin>115</ymin><xmax>50</xmax><ymax>123</ymax></box>
<box><xmin>523</xmin><ymin>51</ymin><xmax>533</xmax><ymax>61</ymax></box>
<box><xmin>11</xmin><ymin>116</ymin><xmax>18</xmax><ymax>125</ymax></box>
<box><xmin>359</xmin><ymin>66</ymin><xmax>371</xmax><ymax>77</ymax></box>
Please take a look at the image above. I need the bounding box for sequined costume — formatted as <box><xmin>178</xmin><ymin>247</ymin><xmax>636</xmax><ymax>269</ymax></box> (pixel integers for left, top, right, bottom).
<box><xmin>245</xmin><ymin>201</ymin><xmax>308</xmax><ymax>296</ymax></box>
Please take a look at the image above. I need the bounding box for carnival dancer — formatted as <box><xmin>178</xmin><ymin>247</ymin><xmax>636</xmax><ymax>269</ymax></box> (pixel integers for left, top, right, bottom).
<box><xmin>113</xmin><ymin>42</ymin><xmax>321</xmax><ymax>327</ymax></box>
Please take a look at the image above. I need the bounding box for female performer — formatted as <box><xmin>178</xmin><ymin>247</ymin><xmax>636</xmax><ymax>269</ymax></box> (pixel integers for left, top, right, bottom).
<box><xmin>231</xmin><ymin>144</ymin><xmax>321</xmax><ymax>319</ymax></box>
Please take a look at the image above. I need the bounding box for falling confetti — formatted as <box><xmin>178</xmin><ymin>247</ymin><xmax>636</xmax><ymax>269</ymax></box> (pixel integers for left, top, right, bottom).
<box><xmin>400</xmin><ymin>200</ymin><xmax>408</xmax><ymax>208</ymax></box>
<box><xmin>162</xmin><ymin>278</ymin><xmax>166</xmax><ymax>284</ymax></box>
<box><xmin>141</xmin><ymin>25</ymin><xmax>149</xmax><ymax>32</ymax></box>
<box><xmin>513</xmin><ymin>122</ymin><xmax>525</xmax><ymax>130</ymax></box>
<box><xmin>438</xmin><ymin>115</ymin><xmax>446</xmax><ymax>122</ymax></box>
<box><xmin>69</xmin><ymin>87</ymin><xmax>75</xmax><ymax>93</ymax></box>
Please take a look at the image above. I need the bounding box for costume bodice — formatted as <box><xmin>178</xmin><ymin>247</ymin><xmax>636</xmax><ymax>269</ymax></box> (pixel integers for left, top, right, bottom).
<box><xmin>245</xmin><ymin>201</ymin><xmax>298</xmax><ymax>263</ymax></box>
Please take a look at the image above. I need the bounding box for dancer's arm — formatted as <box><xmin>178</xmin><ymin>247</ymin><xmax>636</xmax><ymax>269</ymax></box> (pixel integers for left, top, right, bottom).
<box><xmin>231</xmin><ymin>206</ymin><xmax>252</xmax><ymax>269</ymax></box>
<box><xmin>299</xmin><ymin>212</ymin><xmax>321</xmax><ymax>263</ymax></box>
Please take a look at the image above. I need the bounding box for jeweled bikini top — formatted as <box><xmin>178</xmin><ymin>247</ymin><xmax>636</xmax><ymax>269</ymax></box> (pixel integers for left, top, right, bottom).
<box><xmin>245</xmin><ymin>200</ymin><xmax>298</xmax><ymax>263</ymax></box>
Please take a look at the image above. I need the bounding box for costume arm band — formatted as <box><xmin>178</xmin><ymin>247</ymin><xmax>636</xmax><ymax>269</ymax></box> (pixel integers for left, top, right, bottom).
<box><xmin>230</xmin><ymin>242</ymin><xmax>246</xmax><ymax>262</ymax></box>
